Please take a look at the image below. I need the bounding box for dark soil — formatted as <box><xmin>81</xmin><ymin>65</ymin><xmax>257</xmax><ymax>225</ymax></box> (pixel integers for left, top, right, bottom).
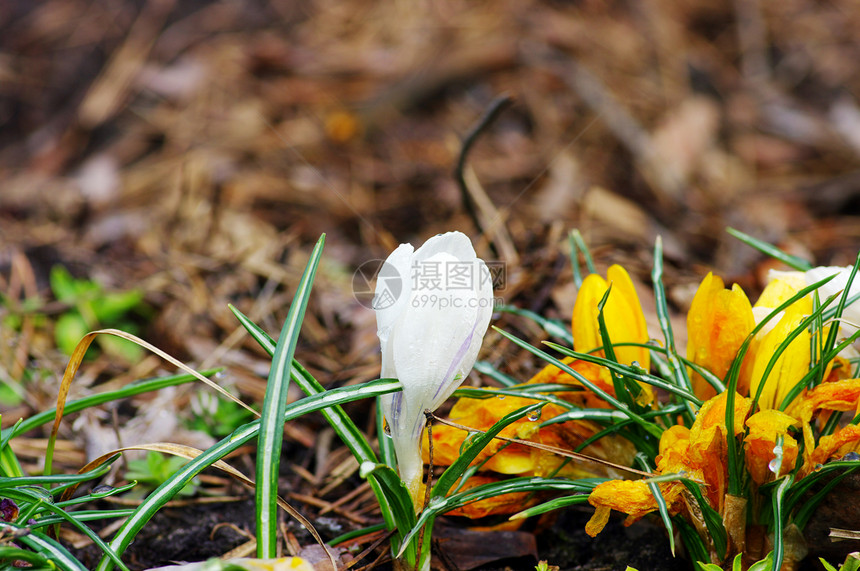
<box><xmin>70</xmin><ymin>500</ymin><xmax>257</xmax><ymax>569</ymax></box>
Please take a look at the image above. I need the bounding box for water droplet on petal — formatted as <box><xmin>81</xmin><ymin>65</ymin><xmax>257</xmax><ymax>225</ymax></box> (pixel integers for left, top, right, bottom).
<box><xmin>768</xmin><ymin>457</ymin><xmax>781</xmax><ymax>474</ymax></box>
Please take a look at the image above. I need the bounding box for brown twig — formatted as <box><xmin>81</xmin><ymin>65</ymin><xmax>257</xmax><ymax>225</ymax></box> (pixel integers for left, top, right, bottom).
<box><xmin>342</xmin><ymin>529</ymin><xmax>396</xmax><ymax>570</ymax></box>
<box><xmin>454</xmin><ymin>94</ymin><xmax>519</xmax><ymax>262</ymax></box>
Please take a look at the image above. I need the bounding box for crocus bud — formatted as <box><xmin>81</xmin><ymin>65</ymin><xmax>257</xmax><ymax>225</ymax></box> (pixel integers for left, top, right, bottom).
<box><xmin>374</xmin><ymin>231</ymin><xmax>493</xmax><ymax>506</ymax></box>
<box><xmin>769</xmin><ymin>266</ymin><xmax>860</xmax><ymax>338</ymax></box>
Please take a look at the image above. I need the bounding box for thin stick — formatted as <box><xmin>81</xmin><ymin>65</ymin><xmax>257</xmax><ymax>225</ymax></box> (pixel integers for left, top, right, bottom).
<box><xmin>343</xmin><ymin>529</ymin><xmax>396</xmax><ymax>570</ymax></box>
<box><xmin>455</xmin><ymin>94</ymin><xmax>514</xmax><ymax>247</ymax></box>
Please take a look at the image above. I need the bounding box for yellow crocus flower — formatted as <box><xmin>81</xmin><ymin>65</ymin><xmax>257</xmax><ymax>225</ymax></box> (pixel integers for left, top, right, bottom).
<box><xmin>744</xmin><ymin>409</ymin><xmax>799</xmax><ymax>484</ymax></box>
<box><xmin>686</xmin><ymin>273</ymin><xmax>755</xmax><ymax>400</ymax></box>
<box><xmin>750</xmin><ymin>279</ymin><xmax>812</xmax><ymax>409</ymax></box>
<box><xmin>573</xmin><ymin>265</ymin><xmax>650</xmax><ymax>370</ymax></box>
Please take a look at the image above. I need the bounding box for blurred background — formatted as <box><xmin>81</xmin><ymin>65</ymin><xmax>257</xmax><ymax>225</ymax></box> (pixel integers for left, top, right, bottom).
<box><xmin>1</xmin><ymin>0</ymin><xmax>859</xmax><ymax>563</ymax></box>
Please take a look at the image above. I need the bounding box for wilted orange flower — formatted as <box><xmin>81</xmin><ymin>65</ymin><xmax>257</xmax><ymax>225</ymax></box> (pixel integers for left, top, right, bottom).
<box><xmin>744</xmin><ymin>409</ymin><xmax>799</xmax><ymax>484</ymax></box>
<box><xmin>572</xmin><ymin>265</ymin><xmax>653</xmax><ymax>404</ymax></box>
<box><xmin>444</xmin><ymin>475</ymin><xmax>537</xmax><ymax>519</ymax></box>
<box><xmin>802</xmin><ymin>424</ymin><xmax>860</xmax><ymax>476</ymax></box>
<box><xmin>428</xmin><ymin>391</ymin><xmax>557</xmax><ymax>475</ymax></box>
<box><xmin>790</xmin><ymin>378</ymin><xmax>860</xmax><ymax>424</ymax></box>
<box><xmin>427</xmin><ymin>360</ymin><xmax>637</xmax><ymax>479</ymax></box>
<box><xmin>686</xmin><ymin>273</ymin><xmax>755</xmax><ymax>399</ymax></box>
<box><xmin>585</xmin><ymin>478</ymin><xmax>685</xmax><ymax>537</ymax></box>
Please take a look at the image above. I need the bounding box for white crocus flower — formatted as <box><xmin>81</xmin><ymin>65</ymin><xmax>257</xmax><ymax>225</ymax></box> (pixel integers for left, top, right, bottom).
<box><xmin>767</xmin><ymin>266</ymin><xmax>860</xmax><ymax>338</ymax></box>
<box><xmin>374</xmin><ymin>231</ymin><xmax>493</xmax><ymax>507</ymax></box>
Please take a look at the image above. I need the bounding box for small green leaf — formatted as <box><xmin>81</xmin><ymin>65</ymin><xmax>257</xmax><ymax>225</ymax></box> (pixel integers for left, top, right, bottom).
<box><xmin>55</xmin><ymin>313</ymin><xmax>89</xmax><ymax>356</ymax></box>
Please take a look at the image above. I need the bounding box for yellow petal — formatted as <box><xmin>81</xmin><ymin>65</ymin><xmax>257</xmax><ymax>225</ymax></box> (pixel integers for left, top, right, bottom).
<box><xmin>754</xmin><ymin>275</ymin><xmax>808</xmax><ymax>311</ymax></box>
<box><xmin>744</xmin><ymin>409</ymin><xmax>799</xmax><ymax>483</ymax></box>
<box><xmin>688</xmin><ymin>392</ymin><xmax>751</xmax><ymax>511</ymax></box>
<box><xmin>750</xmin><ymin>301</ymin><xmax>811</xmax><ymax>409</ymax></box>
<box><xmin>587</xmin><ymin>479</ymin><xmax>657</xmax><ymax>520</ymax></box>
<box><xmin>585</xmin><ymin>505</ymin><xmax>612</xmax><ymax>537</ymax></box>
<box><xmin>686</xmin><ymin>273</ymin><xmax>756</xmax><ymax>399</ymax></box>
<box><xmin>573</xmin><ymin>273</ymin><xmax>608</xmax><ymax>358</ymax></box>
<box><xmin>606</xmin><ymin>265</ymin><xmax>651</xmax><ymax>371</ymax></box>
<box><xmin>585</xmin><ymin>478</ymin><xmax>684</xmax><ymax>536</ymax></box>
<box><xmin>789</xmin><ymin>378</ymin><xmax>860</xmax><ymax>423</ymax></box>
<box><xmin>572</xmin><ymin>265</ymin><xmax>652</xmax><ymax>403</ymax></box>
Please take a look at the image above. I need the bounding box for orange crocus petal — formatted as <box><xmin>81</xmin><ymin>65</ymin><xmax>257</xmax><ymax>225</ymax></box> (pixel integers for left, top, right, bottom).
<box><xmin>445</xmin><ymin>475</ymin><xmax>535</xmax><ymax>518</ymax></box>
<box><xmin>687</xmin><ymin>392</ymin><xmax>751</xmax><ymax>510</ymax></box>
<box><xmin>686</xmin><ymin>273</ymin><xmax>755</xmax><ymax>399</ymax></box>
<box><xmin>749</xmin><ymin>300</ymin><xmax>811</xmax><ymax>410</ymax></box>
<box><xmin>585</xmin><ymin>505</ymin><xmax>612</xmax><ymax>537</ymax></box>
<box><xmin>803</xmin><ymin>424</ymin><xmax>860</xmax><ymax>476</ymax></box>
<box><xmin>744</xmin><ymin>409</ymin><xmax>799</xmax><ymax>484</ymax></box>
<box><xmin>585</xmin><ymin>477</ymin><xmax>685</xmax><ymax>537</ymax></box>
<box><xmin>823</xmin><ymin>355</ymin><xmax>854</xmax><ymax>384</ymax></box>
<box><xmin>425</xmin><ymin>392</ymin><xmax>546</xmax><ymax>473</ymax></box>
<box><xmin>657</xmin><ymin>426</ymin><xmax>694</xmax><ymax>471</ymax></box>
<box><xmin>587</xmin><ymin>479</ymin><xmax>657</xmax><ymax>520</ymax></box>
<box><xmin>656</xmin><ymin>425</ymin><xmax>707</xmax><ymax>488</ymax></box>
<box><xmin>789</xmin><ymin>378</ymin><xmax>860</xmax><ymax>424</ymax></box>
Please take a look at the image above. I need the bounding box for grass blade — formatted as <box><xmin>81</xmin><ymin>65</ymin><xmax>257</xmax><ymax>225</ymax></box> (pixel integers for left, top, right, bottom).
<box><xmin>3</xmin><ymin>370</ymin><xmax>214</xmax><ymax>442</ymax></box>
<box><xmin>14</xmin><ymin>528</ymin><xmax>89</xmax><ymax>571</ymax></box>
<box><xmin>432</xmin><ymin>403</ymin><xmax>545</xmax><ymax>500</ymax></box>
<box><xmin>1</xmin><ymin>488</ymin><xmax>129</xmax><ymax>571</ymax></box>
<box><xmin>256</xmin><ymin>235</ymin><xmax>324</xmax><ymax>558</ymax></box>
<box><xmin>95</xmin><ymin>377</ymin><xmax>400</xmax><ymax>571</ymax></box>
<box><xmin>358</xmin><ymin>461</ymin><xmax>417</xmax><ymax>560</ymax></box>
<box><xmin>652</xmin><ymin>237</ymin><xmax>695</xmax><ymax>424</ymax></box>
<box><xmin>570</xmin><ymin>229</ymin><xmax>596</xmax><ymax>275</ymax></box>
<box><xmin>726</xmin><ymin>228</ymin><xmax>812</xmax><ymax>271</ymax></box>
<box><xmin>229</xmin><ymin>303</ymin><xmax>398</xmax><ymax>531</ymax></box>
<box><xmin>771</xmin><ymin>475</ymin><xmax>793</xmax><ymax>571</ymax></box>
<box><xmin>473</xmin><ymin>360</ymin><xmax>520</xmax><ymax>387</ymax></box>
<box><xmin>496</xmin><ymin>327</ymin><xmax>662</xmax><ymax>438</ymax></box>
<box><xmin>497</xmin><ymin>305</ymin><xmax>574</xmax><ymax>345</ymax></box>
<box><xmin>508</xmin><ymin>492</ymin><xmax>593</xmax><ymax>520</ymax></box>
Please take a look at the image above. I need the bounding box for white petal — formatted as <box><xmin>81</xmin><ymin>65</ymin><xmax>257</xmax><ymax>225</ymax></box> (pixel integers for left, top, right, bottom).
<box><xmin>413</xmin><ymin>231</ymin><xmax>478</xmax><ymax>264</ymax></box>
<box><xmin>375</xmin><ymin>243</ymin><xmax>414</xmax><ymax>343</ymax></box>
<box><xmin>805</xmin><ymin>266</ymin><xmax>860</xmax><ymax>336</ymax></box>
